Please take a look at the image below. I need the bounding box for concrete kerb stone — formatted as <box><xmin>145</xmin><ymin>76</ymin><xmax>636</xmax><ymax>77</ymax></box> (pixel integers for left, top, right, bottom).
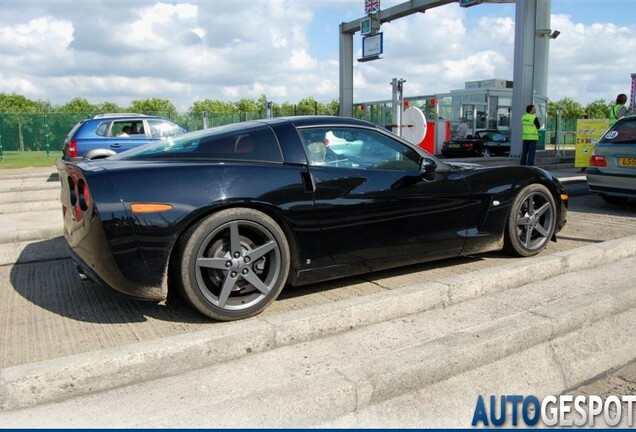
<box><xmin>265</xmin><ymin>281</ymin><xmax>450</xmax><ymax>347</ymax></box>
<box><xmin>0</xmin><ymin>235</ymin><xmax>635</xmax><ymax>412</ymax></box>
<box><xmin>0</xmin><ymin>227</ymin><xmax>63</xmax><ymax>245</ymax></box>
<box><xmin>325</xmin><ymin>312</ymin><xmax>636</xmax><ymax>428</ymax></box>
<box><xmin>0</xmin><ymin>319</ymin><xmax>278</xmax><ymax>411</ymax></box>
<box><xmin>0</xmin><ymin>169</ymin><xmax>57</xmax><ymax>181</ymax></box>
<box><xmin>335</xmin><ymin>285</ymin><xmax>636</xmax><ymax>412</ymax></box>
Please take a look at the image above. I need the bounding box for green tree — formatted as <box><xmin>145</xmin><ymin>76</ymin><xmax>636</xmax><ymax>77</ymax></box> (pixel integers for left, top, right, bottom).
<box><xmin>189</xmin><ymin>99</ymin><xmax>236</xmax><ymax>114</ymax></box>
<box><xmin>234</xmin><ymin>98</ymin><xmax>260</xmax><ymax>114</ymax></box>
<box><xmin>128</xmin><ymin>98</ymin><xmax>177</xmax><ymax>118</ymax></box>
<box><xmin>277</xmin><ymin>101</ymin><xmax>297</xmax><ymax>116</ymax></box>
<box><xmin>584</xmin><ymin>99</ymin><xmax>610</xmax><ymax>119</ymax></box>
<box><xmin>98</xmin><ymin>101</ymin><xmax>125</xmax><ymax>113</ymax></box>
<box><xmin>324</xmin><ymin>99</ymin><xmax>340</xmax><ymax>116</ymax></box>
<box><xmin>296</xmin><ymin>97</ymin><xmax>321</xmax><ymax>115</ymax></box>
<box><xmin>547</xmin><ymin>97</ymin><xmax>584</xmax><ymax>120</ymax></box>
<box><xmin>57</xmin><ymin>97</ymin><xmax>98</xmax><ymax>114</ymax></box>
<box><xmin>0</xmin><ymin>93</ymin><xmax>42</xmax><ymax>151</ymax></box>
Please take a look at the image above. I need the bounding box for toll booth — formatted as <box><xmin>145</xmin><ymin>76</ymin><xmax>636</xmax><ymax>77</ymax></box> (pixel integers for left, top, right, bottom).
<box><xmin>353</xmin><ymin>95</ymin><xmax>453</xmax><ymax>155</ymax></box>
<box><xmin>353</xmin><ymin>78</ymin><xmax>548</xmax><ymax>155</ymax></box>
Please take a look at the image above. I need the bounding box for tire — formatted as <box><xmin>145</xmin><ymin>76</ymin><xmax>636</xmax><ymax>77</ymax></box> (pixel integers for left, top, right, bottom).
<box><xmin>504</xmin><ymin>184</ymin><xmax>557</xmax><ymax>257</ymax></box>
<box><xmin>174</xmin><ymin>208</ymin><xmax>290</xmax><ymax>321</ymax></box>
<box><xmin>480</xmin><ymin>148</ymin><xmax>492</xmax><ymax>157</ymax></box>
<box><xmin>601</xmin><ymin>194</ymin><xmax>629</xmax><ymax>205</ymax></box>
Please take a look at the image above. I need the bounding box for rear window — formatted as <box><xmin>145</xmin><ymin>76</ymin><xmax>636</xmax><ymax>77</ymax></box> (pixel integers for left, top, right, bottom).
<box><xmin>112</xmin><ymin>122</ymin><xmax>283</xmax><ymax>163</ymax></box>
<box><xmin>600</xmin><ymin>117</ymin><xmax>636</xmax><ymax>144</ymax></box>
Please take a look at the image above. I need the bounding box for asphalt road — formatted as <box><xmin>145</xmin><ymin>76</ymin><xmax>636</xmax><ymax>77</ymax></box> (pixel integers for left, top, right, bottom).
<box><xmin>0</xmin><ymin>167</ymin><xmax>635</xmax><ymax>369</ymax></box>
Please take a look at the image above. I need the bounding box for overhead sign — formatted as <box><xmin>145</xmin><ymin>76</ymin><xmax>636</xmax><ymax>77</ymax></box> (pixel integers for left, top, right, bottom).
<box><xmin>365</xmin><ymin>0</ymin><xmax>380</xmax><ymax>15</ymax></box>
<box><xmin>361</xmin><ymin>17</ymin><xmax>372</xmax><ymax>35</ymax></box>
<box><xmin>362</xmin><ymin>32</ymin><xmax>383</xmax><ymax>58</ymax></box>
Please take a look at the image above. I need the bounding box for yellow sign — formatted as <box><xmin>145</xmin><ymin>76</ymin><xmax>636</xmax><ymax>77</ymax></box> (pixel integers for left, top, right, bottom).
<box><xmin>575</xmin><ymin>119</ymin><xmax>610</xmax><ymax>167</ymax></box>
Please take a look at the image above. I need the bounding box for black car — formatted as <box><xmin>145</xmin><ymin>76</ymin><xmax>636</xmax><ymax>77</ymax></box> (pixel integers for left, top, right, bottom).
<box><xmin>56</xmin><ymin>116</ymin><xmax>568</xmax><ymax>321</ymax></box>
<box><xmin>441</xmin><ymin>129</ymin><xmax>511</xmax><ymax>158</ymax></box>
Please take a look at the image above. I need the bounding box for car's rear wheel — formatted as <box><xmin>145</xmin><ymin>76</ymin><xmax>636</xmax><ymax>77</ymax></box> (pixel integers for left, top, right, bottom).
<box><xmin>480</xmin><ymin>148</ymin><xmax>492</xmax><ymax>157</ymax></box>
<box><xmin>504</xmin><ymin>184</ymin><xmax>556</xmax><ymax>257</ymax></box>
<box><xmin>175</xmin><ymin>208</ymin><xmax>290</xmax><ymax>321</ymax></box>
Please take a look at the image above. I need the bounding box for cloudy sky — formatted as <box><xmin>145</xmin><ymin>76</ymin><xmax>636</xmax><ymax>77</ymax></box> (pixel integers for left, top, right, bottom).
<box><xmin>0</xmin><ymin>0</ymin><xmax>634</xmax><ymax>112</ymax></box>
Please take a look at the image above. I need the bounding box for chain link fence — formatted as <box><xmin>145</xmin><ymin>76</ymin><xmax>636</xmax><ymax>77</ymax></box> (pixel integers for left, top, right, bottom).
<box><xmin>0</xmin><ymin>111</ymin><xmax>583</xmax><ymax>154</ymax></box>
<box><xmin>0</xmin><ymin>112</ymin><xmax>270</xmax><ymax>153</ymax></box>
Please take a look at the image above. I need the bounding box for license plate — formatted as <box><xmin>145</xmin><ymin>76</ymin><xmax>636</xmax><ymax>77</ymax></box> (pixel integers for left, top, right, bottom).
<box><xmin>618</xmin><ymin>157</ymin><xmax>636</xmax><ymax>167</ymax></box>
<box><xmin>449</xmin><ymin>144</ymin><xmax>460</xmax><ymax>148</ymax></box>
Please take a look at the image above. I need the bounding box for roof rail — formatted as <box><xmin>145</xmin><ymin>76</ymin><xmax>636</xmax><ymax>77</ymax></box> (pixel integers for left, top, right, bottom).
<box><xmin>92</xmin><ymin>113</ymin><xmax>150</xmax><ymax>119</ymax></box>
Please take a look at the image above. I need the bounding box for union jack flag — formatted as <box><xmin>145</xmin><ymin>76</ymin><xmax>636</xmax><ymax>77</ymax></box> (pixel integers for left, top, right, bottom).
<box><xmin>365</xmin><ymin>0</ymin><xmax>380</xmax><ymax>14</ymax></box>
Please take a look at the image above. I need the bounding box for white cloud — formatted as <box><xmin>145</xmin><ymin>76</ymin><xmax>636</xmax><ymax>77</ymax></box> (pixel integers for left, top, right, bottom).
<box><xmin>0</xmin><ymin>0</ymin><xmax>634</xmax><ymax>111</ymax></box>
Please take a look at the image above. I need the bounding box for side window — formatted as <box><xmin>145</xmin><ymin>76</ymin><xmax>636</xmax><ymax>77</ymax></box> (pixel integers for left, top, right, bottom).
<box><xmin>130</xmin><ymin>121</ymin><xmax>145</xmax><ymax>135</ymax></box>
<box><xmin>298</xmin><ymin>127</ymin><xmax>421</xmax><ymax>171</ymax></box>
<box><xmin>147</xmin><ymin>120</ymin><xmax>183</xmax><ymax>138</ymax></box>
<box><xmin>491</xmin><ymin>133</ymin><xmax>506</xmax><ymax>142</ymax></box>
<box><xmin>95</xmin><ymin>122</ymin><xmax>111</xmax><ymax>137</ymax></box>
<box><xmin>194</xmin><ymin>124</ymin><xmax>283</xmax><ymax>162</ymax></box>
<box><xmin>112</xmin><ymin>121</ymin><xmax>135</xmax><ymax>138</ymax></box>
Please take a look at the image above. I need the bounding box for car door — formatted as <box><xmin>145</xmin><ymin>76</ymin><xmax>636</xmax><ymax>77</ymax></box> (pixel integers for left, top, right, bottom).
<box><xmin>298</xmin><ymin>126</ymin><xmax>472</xmax><ymax>267</ymax></box>
<box><xmin>105</xmin><ymin>120</ymin><xmax>151</xmax><ymax>153</ymax></box>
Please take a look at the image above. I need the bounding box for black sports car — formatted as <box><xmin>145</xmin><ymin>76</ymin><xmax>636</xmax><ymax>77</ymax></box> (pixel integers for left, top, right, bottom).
<box><xmin>441</xmin><ymin>129</ymin><xmax>511</xmax><ymax>158</ymax></box>
<box><xmin>56</xmin><ymin>116</ymin><xmax>568</xmax><ymax>321</ymax></box>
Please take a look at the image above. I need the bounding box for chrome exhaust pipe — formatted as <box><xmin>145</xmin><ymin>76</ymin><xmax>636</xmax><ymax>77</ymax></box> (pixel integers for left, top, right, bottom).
<box><xmin>76</xmin><ymin>264</ymin><xmax>90</xmax><ymax>282</ymax></box>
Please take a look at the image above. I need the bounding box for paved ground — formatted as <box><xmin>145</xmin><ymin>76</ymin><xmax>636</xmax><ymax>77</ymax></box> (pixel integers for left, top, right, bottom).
<box><xmin>0</xmin><ymin>163</ymin><xmax>635</xmax><ymax>426</ymax></box>
<box><xmin>1</xmin><ymin>246</ymin><xmax>635</xmax><ymax>427</ymax></box>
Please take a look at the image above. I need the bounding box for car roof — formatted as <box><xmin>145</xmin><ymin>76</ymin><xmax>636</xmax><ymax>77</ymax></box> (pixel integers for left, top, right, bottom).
<box><xmin>254</xmin><ymin>115</ymin><xmax>378</xmax><ymax>129</ymax></box>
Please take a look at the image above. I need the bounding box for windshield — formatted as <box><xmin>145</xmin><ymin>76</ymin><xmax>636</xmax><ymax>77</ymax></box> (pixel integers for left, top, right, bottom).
<box><xmin>599</xmin><ymin>117</ymin><xmax>636</xmax><ymax>144</ymax></box>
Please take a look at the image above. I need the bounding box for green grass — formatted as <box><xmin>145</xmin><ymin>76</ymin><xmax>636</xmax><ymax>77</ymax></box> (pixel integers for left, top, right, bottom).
<box><xmin>0</xmin><ymin>150</ymin><xmax>63</xmax><ymax>169</ymax></box>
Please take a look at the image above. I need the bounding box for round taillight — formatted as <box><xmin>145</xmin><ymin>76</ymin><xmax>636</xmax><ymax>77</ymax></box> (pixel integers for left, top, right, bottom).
<box><xmin>77</xmin><ymin>179</ymin><xmax>90</xmax><ymax>211</ymax></box>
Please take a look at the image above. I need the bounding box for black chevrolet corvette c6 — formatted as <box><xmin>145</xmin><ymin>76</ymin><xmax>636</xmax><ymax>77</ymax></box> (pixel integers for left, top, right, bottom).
<box><xmin>56</xmin><ymin>116</ymin><xmax>568</xmax><ymax>321</ymax></box>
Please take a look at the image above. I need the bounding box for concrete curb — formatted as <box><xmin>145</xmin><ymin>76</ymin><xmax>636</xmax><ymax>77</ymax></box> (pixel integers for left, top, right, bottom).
<box><xmin>323</xmin><ymin>308</ymin><xmax>636</xmax><ymax>428</ymax></box>
<box><xmin>1</xmin><ymin>235</ymin><xmax>634</xmax><ymax>412</ymax></box>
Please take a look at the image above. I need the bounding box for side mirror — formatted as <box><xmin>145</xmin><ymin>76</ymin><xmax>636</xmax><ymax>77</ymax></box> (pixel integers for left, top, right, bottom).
<box><xmin>420</xmin><ymin>157</ymin><xmax>437</xmax><ymax>181</ymax></box>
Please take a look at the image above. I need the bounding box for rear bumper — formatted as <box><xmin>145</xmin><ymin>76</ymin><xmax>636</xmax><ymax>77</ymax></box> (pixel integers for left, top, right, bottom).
<box><xmin>56</xmin><ymin>159</ymin><xmax>168</xmax><ymax>301</ymax></box>
<box><xmin>586</xmin><ymin>168</ymin><xmax>636</xmax><ymax>198</ymax></box>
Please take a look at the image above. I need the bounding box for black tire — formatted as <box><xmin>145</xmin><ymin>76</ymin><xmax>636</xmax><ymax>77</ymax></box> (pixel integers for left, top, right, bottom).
<box><xmin>601</xmin><ymin>194</ymin><xmax>629</xmax><ymax>205</ymax></box>
<box><xmin>480</xmin><ymin>148</ymin><xmax>492</xmax><ymax>157</ymax></box>
<box><xmin>504</xmin><ymin>184</ymin><xmax>557</xmax><ymax>257</ymax></box>
<box><xmin>174</xmin><ymin>208</ymin><xmax>290</xmax><ymax>321</ymax></box>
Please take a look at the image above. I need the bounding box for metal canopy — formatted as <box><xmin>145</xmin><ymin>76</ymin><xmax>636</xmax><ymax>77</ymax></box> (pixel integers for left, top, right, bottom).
<box><xmin>339</xmin><ymin>0</ymin><xmax>552</xmax><ymax>158</ymax></box>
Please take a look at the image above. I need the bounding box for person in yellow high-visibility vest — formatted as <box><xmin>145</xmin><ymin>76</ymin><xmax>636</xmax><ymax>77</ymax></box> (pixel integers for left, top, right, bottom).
<box><xmin>520</xmin><ymin>104</ymin><xmax>540</xmax><ymax>166</ymax></box>
<box><xmin>609</xmin><ymin>93</ymin><xmax>627</xmax><ymax>126</ymax></box>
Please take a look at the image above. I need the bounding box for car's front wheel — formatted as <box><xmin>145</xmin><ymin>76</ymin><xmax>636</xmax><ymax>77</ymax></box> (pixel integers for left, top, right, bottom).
<box><xmin>480</xmin><ymin>148</ymin><xmax>492</xmax><ymax>157</ymax></box>
<box><xmin>504</xmin><ymin>184</ymin><xmax>557</xmax><ymax>257</ymax></box>
<box><xmin>174</xmin><ymin>208</ymin><xmax>290</xmax><ymax>321</ymax></box>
